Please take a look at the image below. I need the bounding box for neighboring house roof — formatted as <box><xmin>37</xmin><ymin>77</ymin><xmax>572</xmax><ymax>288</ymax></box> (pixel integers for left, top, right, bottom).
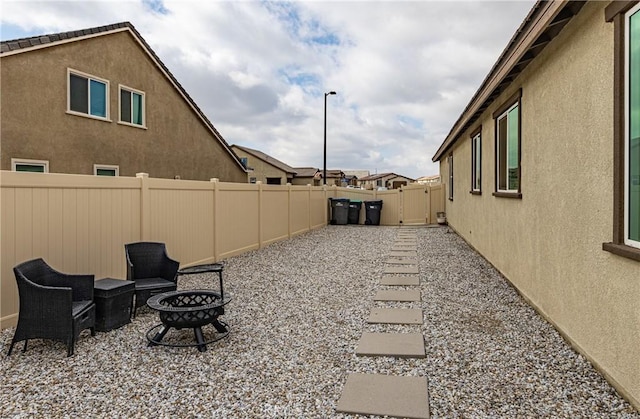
<box><xmin>343</xmin><ymin>170</ymin><xmax>370</xmax><ymax>179</ymax></box>
<box><xmin>232</xmin><ymin>145</ymin><xmax>297</xmax><ymax>175</ymax></box>
<box><xmin>432</xmin><ymin>1</ymin><xmax>585</xmax><ymax>162</ymax></box>
<box><xmin>417</xmin><ymin>175</ymin><xmax>441</xmax><ymax>182</ymax></box>
<box><xmin>359</xmin><ymin>172</ymin><xmax>415</xmax><ymax>182</ymax></box>
<box><xmin>293</xmin><ymin>167</ymin><xmax>320</xmax><ymax>177</ymax></box>
<box><xmin>322</xmin><ymin>170</ymin><xmax>344</xmax><ymax>178</ymax></box>
<box><xmin>0</xmin><ymin>22</ymin><xmax>247</xmax><ymax>173</ymax></box>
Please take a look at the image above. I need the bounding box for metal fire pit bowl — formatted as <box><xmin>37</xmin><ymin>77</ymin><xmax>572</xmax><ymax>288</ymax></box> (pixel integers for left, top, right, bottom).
<box><xmin>146</xmin><ymin>289</ymin><xmax>231</xmax><ymax>352</ymax></box>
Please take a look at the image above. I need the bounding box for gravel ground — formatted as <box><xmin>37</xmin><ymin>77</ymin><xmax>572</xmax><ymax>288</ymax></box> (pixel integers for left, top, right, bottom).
<box><xmin>1</xmin><ymin>225</ymin><xmax>638</xmax><ymax>418</ymax></box>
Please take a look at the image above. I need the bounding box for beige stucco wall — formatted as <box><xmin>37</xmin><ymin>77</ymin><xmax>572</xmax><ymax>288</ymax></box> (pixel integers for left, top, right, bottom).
<box><xmin>0</xmin><ymin>30</ymin><xmax>247</xmax><ymax>182</ymax></box>
<box><xmin>441</xmin><ymin>2</ymin><xmax>639</xmax><ymax>407</ymax></box>
<box><xmin>231</xmin><ymin>147</ymin><xmax>289</xmax><ymax>184</ymax></box>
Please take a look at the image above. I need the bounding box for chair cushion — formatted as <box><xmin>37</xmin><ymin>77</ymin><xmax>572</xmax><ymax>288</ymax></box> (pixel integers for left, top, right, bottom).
<box><xmin>135</xmin><ymin>277</ymin><xmax>176</xmax><ymax>291</ymax></box>
<box><xmin>72</xmin><ymin>300</ymin><xmax>94</xmax><ymax>316</ymax></box>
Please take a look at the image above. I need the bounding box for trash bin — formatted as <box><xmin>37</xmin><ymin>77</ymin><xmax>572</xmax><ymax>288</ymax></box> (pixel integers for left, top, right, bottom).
<box><xmin>329</xmin><ymin>198</ymin><xmax>350</xmax><ymax>225</ymax></box>
<box><xmin>364</xmin><ymin>200</ymin><xmax>383</xmax><ymax>225</ymax></box>
<box><xmin>348</xmin><ymin>200</ymin><xmax>362</xmax><ymax>224</ymax></box>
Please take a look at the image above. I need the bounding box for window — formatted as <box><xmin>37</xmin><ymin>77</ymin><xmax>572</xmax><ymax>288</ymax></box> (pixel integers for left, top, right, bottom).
<box><xmin>240</xmin><ymin>157</ymin><xmax>248</xmax><ymax>168</ymax></box>
<box><xmin>249</xmin><ymin>177</ymin><xmax>257</xmax><ymax>184</ymax></box>
<box><xmin>626</xmin><ymin>4</ymin><xmax>640</xmax><ymax>248</ymax></box>
<box><xmin>493</xmin><ymin>90</ymin><xmax>522</xmax><ymax>197</ymax></box>
<box><xmin>604</xmin><ymin>2</ymin><xmax>640</xmax><ymax>260</ymax></box>
<box><xmin>448</xmin><ymin>153</ymin><xmax>454</xmax><ymax>200</ymax></box>
<box><xmin>119</xmin><ymin>85</ymin><xmax>145</xmax><ymax>127</ymax></box>
<box><xmin>11</xmin><ymin>158</ymin><xmax>49</xmax><ymax>173</ymax></box>
<box><xmin>94</xmin><ymin>164</ymin><xmax>119</xmax><ymax>176</ymax></box>
<box><xmin>471</xmin><ymin>127</ymin><xmax>482</xmax><ymax>194</ymax></box>
<box><xmin>68</xmin><ymin>69</ymin><xmax>109</xmax><ymax>120</ymax></box>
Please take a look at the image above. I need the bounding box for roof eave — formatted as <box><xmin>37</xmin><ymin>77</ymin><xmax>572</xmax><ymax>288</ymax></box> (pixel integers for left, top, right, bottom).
<box><xmin>432</xmin><ymin>1</ymin><xmax>585</xmax><ymax>162</ymax></box>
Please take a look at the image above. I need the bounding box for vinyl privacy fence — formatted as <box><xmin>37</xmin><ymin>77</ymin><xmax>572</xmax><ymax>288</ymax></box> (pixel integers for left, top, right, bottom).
<box><xmin>0</xmin><ymin>171</ymin><xmax>444</xmax><ymax>328</ymax></box>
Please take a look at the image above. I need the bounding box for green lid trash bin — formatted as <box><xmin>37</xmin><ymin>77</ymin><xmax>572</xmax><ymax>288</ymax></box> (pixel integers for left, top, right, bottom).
<box><xmin>348</xmin><ymin>200</ymin><xmax>362</xmax><ymax>224</ymax></box>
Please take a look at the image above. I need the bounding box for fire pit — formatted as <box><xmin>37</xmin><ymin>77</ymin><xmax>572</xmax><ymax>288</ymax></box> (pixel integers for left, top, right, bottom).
<box><xmin>146</xmin><ymin>289</ymin><xmax>231</xmax><ymax>352</ymax></box>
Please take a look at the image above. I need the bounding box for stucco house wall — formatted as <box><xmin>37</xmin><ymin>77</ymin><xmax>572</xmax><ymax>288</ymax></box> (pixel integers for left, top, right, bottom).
<box><xmin>439</xmin><ymin>2</ymin><xmax>639</xmax><ymax>407</ymax></box>
<box><xmin>231</xmin><ymin>146</ymin><xmax>291</xmax><ymax>184</ymax></box>
<box><xmin>0</xmin><ymin>26</ymin><xmax>247</xmax><ymax>182</ymax></box>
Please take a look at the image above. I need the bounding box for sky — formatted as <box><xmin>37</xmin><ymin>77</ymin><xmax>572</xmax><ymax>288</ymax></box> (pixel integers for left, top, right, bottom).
<box><xmin>1</xmin><ymin>0</ymin><xmax>535</xmax><ymax>179</ymax></box>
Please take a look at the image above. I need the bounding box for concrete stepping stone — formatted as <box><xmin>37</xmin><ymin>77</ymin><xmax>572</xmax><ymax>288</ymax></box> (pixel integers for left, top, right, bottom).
<box><xmin>356</xmin><ymin>332</ymin><xmax>425</xmax><ymax>358</ymax></box>
<box><xmin>394</xmin><ymin>242</ymin><xmax>417</xmax><ymax>247</ymax></box>
<box><xmin>389</xmin><ymin>251</ymin><xmax>418</xmax><ymax>257</ymax></box>
<box><xmin>385</xmin><ymin>258</ymin><xmax>418</xmax><ymax>265</ymax></box>
<box><xmin>395</xmin><ymin>240</ymin><xmax>417</xmax><ymax>244</ymax></box>
<box><xmin>374</xmin><ymin>289</ymin><xmax>421</xmax><ymax>301</ymax></box>
<box><xmin>368</xmin><ymin>308</ymin><xmax>423</xmax><ymax>324</ymax></box>
<box><xmin>385</xmin><ymin>265</ymin><xmax>419</xmax><ymax>274</ymax></box>
<box><xmin>336</xmin><ymin>373</ymin><xmax>430</xmax><ymax>419</ymax></box>
<box><xmin>391</xmin><ymin>246</ymin><xmax>417</xmax><ymax>252</ymax></box>
<box><xmin>380</xmin><ymin>274</ymin><xmax>420</xmax><ymax>286</ymax></box>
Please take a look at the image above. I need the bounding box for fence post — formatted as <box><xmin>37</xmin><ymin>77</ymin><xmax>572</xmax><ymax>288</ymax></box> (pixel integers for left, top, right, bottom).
<box><xmin>287</xmin><ymin>183</ymin><xmax>292</xmax><ymax>239</ymax></box>
<box><xmin>210</xmin><ymin>178</ymin><xmax>219</xmax><ymax>261</ymax></box>
<box><xmin>257</xmin><ymin>181</ymin><xmax>263</xmax><ymax>249</ymax></box>
<box><xmin>308</xmin><ymin>184</ymin><xmax>312</xmax><ymax>231</ymax></box>
<box><xmin>136</xmin><ymin>173</ymin><xmax>150</xmax><ymax>240</ymax></box>
<box><xmin>425</xmin><ymin>184</ymin><xmax>431</xmax><ymax>224</ymax></box>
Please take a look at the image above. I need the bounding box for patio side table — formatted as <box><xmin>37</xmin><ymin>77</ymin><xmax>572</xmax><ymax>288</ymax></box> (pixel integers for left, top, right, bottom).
<box><xmin>94</xmin><ymin>278</ymin><xmax>135</xmax><ymax>332</ymax></box>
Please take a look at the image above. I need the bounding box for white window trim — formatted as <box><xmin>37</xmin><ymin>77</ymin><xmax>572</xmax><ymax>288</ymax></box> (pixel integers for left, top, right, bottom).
<box><xmin>624</xmin><ymin>3</ymin><xmax>640</xmax><ymax>249</ymax></box>
<box><xmin>471</xmin><ymin>132</ymin><xmax>481</xmax><ymax>192</ymax></box>
<box><xmin>496</xmin><ymin>102</ymin><xmax>519</xmax><ymax>193</ymax></box>
<box><xmin>11</xmin><ymin>158</ymin><xmax>49</xmax><ymax>173</ymax></box>
<box><xmin>117</xmin><ymin>84</ymin><xmax>147</xmax><ymax>129</ymax></box>
<box><xmin>66</xmin><ymin>68</ymin><xmax>111</xmax><ymax>122</ymax></box>
<box><xmin>93</xmin><ymin>164</ymin><xmax>120</xmax><ymax>176</ymax></box>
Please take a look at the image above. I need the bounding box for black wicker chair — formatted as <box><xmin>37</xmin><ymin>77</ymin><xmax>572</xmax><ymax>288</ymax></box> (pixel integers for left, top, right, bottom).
<box><xmin>8</xmin><ymin>258</ymin><xmax>96</xmax><ymax>357</ymax></box>
<box><xmin>125</xmin><ymin>242</ymin><xmax>180</xmax><ymax>317</ymax></box>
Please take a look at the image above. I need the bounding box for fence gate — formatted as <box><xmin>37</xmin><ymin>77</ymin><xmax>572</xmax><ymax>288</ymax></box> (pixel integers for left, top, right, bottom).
<box><xmin>399</xmin><ymin>183</ymin><xmax>445</xmax><ymax>225</ymax></box>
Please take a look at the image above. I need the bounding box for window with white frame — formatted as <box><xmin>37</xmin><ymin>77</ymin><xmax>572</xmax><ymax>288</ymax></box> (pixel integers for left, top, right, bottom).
<box><xmin>494</xmin><ymin>92</ymin><xmax>521</xmax><ymax>195</ymax></box>
<box><xmin>471</xmin><ymin>128</ymin><xmax>481</xmax><ymax>193</ymax></box>
<box><xmin>119</xmin><ymin>85</ymin><xmax>145</xmax><ymax>127</ymax></box>
<box><xmin>626</xmin><ymin>3</ymin><xmax>640</xmax><ymax>248</ymax></box>
<box><xmin>93</xmin><ymin>164</ymin><xmax>119</xmax><ymax>176</ymax></box>
<box><xmin>11</xmin><ymin>158</ymin><xmax>49</xmax><ymax>173</ymax></box>
<box><xmin>68</xmin><ymin>69</ymin><xmax>109</xmax><ymax>119</ymax></box>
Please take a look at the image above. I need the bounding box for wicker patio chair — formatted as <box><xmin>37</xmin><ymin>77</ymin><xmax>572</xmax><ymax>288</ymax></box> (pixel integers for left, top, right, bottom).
<box><xmin>125</xmin><ymin>242</ymin><xmax>180</xmax><ymax>317</ymax></box>
<box><xmin>7</xmin><ymin>258</ymin><xmax>96</xmax><ymax>357</ymax></box>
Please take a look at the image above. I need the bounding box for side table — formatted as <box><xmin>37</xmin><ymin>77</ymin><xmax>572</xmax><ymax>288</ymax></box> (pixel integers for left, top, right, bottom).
<box><xmin>94</xmin><ymin>278</ymin><xmax>135</xmax><ymax>332</ymax></box>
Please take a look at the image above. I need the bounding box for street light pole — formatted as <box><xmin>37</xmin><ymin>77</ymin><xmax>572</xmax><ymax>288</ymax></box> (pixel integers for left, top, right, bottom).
<box><xmin>323</xmin><ymin>91</ymin><xmax>336</xmax><ymax>185</ymax></box>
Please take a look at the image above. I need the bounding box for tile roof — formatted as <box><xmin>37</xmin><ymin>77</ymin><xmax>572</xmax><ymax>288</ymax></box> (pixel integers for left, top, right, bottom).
<box><xmin>1</xmin><ymin>22</ymin><xmax>247</xmax><ymax>173</ymax></box>
<box><xmin>232</xmin><ymin>145</ymin><xmax>297</xmax><ymax>175</ymax></box>
<box><xmin>293</xmin><ymin>167</ymin><xmax>320</xmax><ymax>177</ymax></box>
<box><xmin>359</xmin><ymin>172</ymin><xmax>415</xmax><ymax>182</ymax></box>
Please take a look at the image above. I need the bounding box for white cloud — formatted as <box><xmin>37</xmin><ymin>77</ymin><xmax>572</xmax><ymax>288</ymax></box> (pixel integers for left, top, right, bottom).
<box><xmin>1</xmin><ymin>0</ymin><xmax>536</xmax><ymax>178</ymax></box>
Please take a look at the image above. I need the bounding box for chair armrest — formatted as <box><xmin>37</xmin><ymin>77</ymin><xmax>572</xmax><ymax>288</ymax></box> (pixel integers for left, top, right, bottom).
<box><xmin>18</xmin><ymin>276</ymin><xmax>74</xmax><ymax>319</ymax></box>
<box><xmin>53</xmin><ymin>273</ymin><xmax>95</xmax><ymax>301</ymax></box>
<box><xmin>160</xmin><ymin>257</ymin><xmax>180</xmax><ymax>283</ymax></box>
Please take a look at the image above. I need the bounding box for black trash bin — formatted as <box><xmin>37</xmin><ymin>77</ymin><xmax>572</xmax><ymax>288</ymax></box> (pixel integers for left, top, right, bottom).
<box><xmin>364</xmin><ymin>200</ymin><xmax>383</xmax><ymax>225</ymax></box>
<box><xmin>329</xmin><ymin>198</ymin><xmax>350</xmax><ymax>225</ymax></box>
<box><xmin>348</xmin><ymin>200</ymin><xmax>362</xmax><ymax>224</ymax></box>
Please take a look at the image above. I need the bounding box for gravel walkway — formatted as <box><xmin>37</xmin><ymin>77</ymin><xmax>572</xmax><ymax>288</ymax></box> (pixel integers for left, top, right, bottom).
<box><xmin>1</xmin><ymin>226</ymin><xmax>638</xmax><ymax>418</ymax></box>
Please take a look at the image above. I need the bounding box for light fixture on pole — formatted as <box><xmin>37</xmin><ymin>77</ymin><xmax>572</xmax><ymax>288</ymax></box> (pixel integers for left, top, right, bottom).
<box><xmin>323</xmin><ymin>91</ymin><xmax>336</xmax><ymax>185</ymax></box>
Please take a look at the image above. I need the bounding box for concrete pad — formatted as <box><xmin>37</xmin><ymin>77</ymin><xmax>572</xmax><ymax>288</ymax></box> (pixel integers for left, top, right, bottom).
<box><xmin>392</xmin><ymin>245</ymin><xmax>417</xmax><ymax>250</ymax></box>
<box><xmin>356</xmin><ymin>332</ymin><xmax>425</xmax><ymax>358</ymax></box>
<box><xmin>385</xmin><ymin>265</ymin><xmax>419</xmax><ymax>274</ymax></box>
<box><xmin>374</xmin><ymin>289</ymin><xmax>421</xmax><ymax>301</ymax></box>
<box><xmin>336</xmin><ymin>373</ymin><xmax>430</xmax><ymax>419</ymax></box>
<box><xmin>368</xmin><ymin>308</ymin><xmax>423</xmax><ymax>324</ymax></box>
<box><xmin>380</xmin><ymin>274</ymin><xmax>420</xmax><ymax>286</ymax></box>
<box><xmin>385</xmin><ymin>258</ymin><xmax>419</xmax><ymax>265</ymax></box>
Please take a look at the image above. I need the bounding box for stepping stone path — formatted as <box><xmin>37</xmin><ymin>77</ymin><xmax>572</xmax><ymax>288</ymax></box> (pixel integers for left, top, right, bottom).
<box><xmin>336</xmin><ymin>227</ymin><xmax>430</xmax><ymax>418</ymax></box>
